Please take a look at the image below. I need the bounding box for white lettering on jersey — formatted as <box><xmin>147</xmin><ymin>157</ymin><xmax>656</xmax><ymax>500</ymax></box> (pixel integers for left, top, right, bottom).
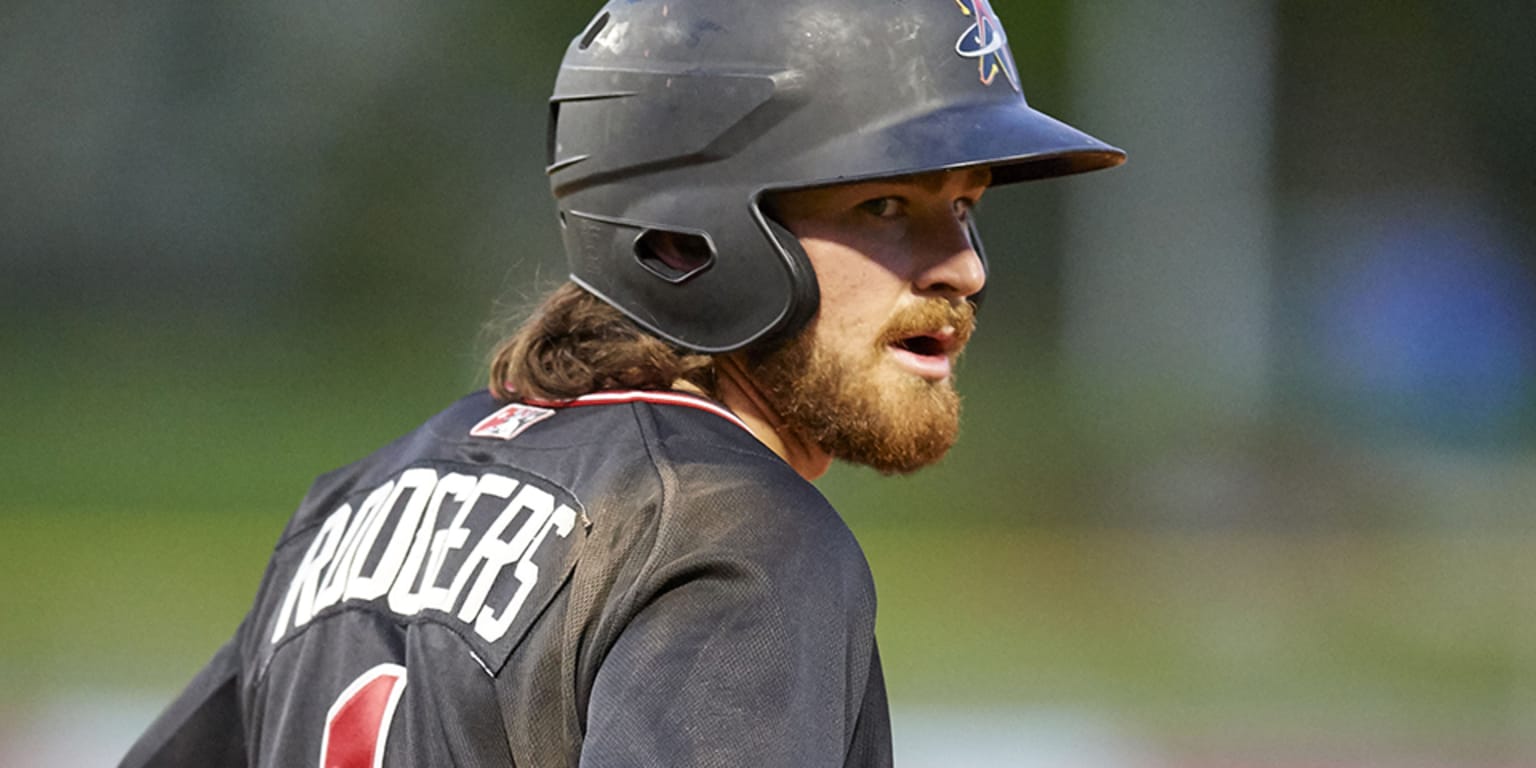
<box><xmin>269</xmin><ymin>468</ymin><xmax>578</xmax><ymax>646</ymax></box>
<box><xmin>477</xmin><ymin>502</ymin><xmax>577</xmax><ymax>642</ymax></box>
<box><xmin>316</xmin><ymin>481</ymin><xmax>394</xmax><ymax>613</ymax></box>
<box><xmin>347</xmin><ymin>468</ymin><xmax>437</xmax><ymax>603</ymax></box>
<box><xmin>453</xmin><ymin>483</ymin><xmax>554</xmax><ymax>627</ymax></box>
<box><xmin>386</xmin><ymin>471</ymin><xmax>478</xmax><ymax>617</ymax></box>
<box><xmin>269</xmin><ymin>503</ymin><xmax>351</xmax><ymax>642</ymax></box>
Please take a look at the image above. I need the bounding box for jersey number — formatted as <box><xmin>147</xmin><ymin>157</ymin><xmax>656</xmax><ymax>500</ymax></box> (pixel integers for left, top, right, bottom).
<box><xmin>320</xmin><ymin>664</ymin><xmax>407</xmax><ymax>768</ymax></box>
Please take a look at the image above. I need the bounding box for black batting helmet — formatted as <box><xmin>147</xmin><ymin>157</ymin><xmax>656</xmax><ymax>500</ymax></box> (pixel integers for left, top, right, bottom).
<box><xmin>548</xmin><ymin>0</ymin><xmax>1124</xmax><ymax>353</ymax></box>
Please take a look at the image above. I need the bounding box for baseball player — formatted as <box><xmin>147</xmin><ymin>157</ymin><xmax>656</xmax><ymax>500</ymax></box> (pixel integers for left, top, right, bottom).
<box><xmin>121</xmin><ymin>1</ymin><xmax>1122</xmax><ymax>766</ymax></box>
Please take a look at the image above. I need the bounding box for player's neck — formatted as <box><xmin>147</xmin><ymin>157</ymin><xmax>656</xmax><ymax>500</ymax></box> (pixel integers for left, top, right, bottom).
<box><xmin>678</xmin><ymin>359</ymin><xmax>832</xmax><ymax>482</ymax></box>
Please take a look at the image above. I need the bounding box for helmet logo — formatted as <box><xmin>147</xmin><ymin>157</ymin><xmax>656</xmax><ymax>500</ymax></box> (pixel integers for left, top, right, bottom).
<box><xmin>952</xmin><ymin>0</ymin><xmax>1022</xmax><ymax>93</ymax></box>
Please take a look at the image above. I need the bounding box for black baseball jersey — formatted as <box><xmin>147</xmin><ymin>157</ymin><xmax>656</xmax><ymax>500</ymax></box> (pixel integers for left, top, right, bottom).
<box><xmin>120</xmin><ymin>389</ymin><xmax>892</xmax><ymax>767</ymax></box>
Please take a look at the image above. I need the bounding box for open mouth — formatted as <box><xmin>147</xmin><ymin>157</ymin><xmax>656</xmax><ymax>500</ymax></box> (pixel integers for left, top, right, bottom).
<box><xmin>895</xmin><ymin>334</ymin><xmax>948</xmax><ymax>357</ymax></box>
<box><xmin>886</xmin><ymin>329</ymin><xmax>960</xmax><ymax>380</ymax></box>
<box><xmin>891</xmin><ymin>326</ymin><xmax>960</xmax><ymax>357</ymax></box>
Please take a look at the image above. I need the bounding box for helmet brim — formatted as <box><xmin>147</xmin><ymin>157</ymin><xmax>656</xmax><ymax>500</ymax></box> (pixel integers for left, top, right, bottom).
<box><xmin>771</xmin><ymin>97</ymin><xmax>1125</xmax><ymax>192</ymax></box>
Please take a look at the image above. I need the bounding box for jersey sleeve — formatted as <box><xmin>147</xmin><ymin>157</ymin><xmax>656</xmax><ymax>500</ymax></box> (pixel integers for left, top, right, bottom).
<box><xmin>118</xmin><ymin>638</ymin><xmax>248</xmax><ymax>768</ymax></box>
<box><xmin>577</xmin><ymin>472</ymin><xmax>886</xmax><ymax>768</ymax></box>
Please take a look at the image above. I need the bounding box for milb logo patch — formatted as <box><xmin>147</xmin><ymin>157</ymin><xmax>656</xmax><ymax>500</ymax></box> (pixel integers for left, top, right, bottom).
<box><xmin>470</xmin><ymin>402</ymin><xmax>557</xmax><ymax>441</ymax></box>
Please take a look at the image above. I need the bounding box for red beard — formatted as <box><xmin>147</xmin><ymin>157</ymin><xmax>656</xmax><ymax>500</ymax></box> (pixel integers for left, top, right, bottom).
<box><xmin>750</xmin><ymin>299</ymin><xmax>975</xmax><ymax>475</ymax></box>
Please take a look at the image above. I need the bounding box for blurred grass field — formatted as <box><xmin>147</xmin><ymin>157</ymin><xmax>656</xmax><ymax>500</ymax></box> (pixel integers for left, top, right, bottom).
<box><xmin>5</xmin><ymin>319</ymin><xmax>1536</xmax><ymax>762</ymax></box>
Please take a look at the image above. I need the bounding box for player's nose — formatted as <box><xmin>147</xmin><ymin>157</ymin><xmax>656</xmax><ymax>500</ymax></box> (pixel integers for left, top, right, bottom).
<box><xmin>913</xmin><ymin>215</ymin><xmax>986</xmax><ymax>300</ymax></box>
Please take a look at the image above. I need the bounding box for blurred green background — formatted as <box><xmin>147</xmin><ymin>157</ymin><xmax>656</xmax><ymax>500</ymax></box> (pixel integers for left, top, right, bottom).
<box><xmin>4</xmin><ymin>0</ymin><xmax>1536</xmax><ymax>764</ymax></box>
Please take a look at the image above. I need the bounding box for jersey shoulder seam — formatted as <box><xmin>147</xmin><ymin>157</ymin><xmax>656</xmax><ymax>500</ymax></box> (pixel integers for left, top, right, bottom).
<box><xmin>609</xmin><ymin>401</ymin><xmax>677</xmax><ymax>619</ymax></box>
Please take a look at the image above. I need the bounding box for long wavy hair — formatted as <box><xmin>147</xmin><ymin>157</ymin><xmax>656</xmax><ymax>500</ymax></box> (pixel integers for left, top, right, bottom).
<box><xmin>488</xmin><ymin>282</ymin><xmax>717</xmax><ymax>402</ymax></box>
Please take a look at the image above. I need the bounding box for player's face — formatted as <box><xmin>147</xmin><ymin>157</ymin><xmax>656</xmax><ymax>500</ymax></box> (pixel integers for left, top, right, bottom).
<box><xmin>750</xmin><ymin>168</ymin><xmax>989</xmax><ymax>474</ymax></box>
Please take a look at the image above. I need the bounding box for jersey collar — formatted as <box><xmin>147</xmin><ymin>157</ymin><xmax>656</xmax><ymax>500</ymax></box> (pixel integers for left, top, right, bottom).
<box><xmin>524</xmin><ymin>390</ymin><xmax>751</xmax><ymax>434</ymax></box>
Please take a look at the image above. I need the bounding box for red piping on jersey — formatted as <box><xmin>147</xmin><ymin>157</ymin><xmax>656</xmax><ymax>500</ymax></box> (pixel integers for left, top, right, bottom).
<box><xmin>522</xmin><ymin>390</ymin><xmax>752</xmax><ymax>434</ymax></box>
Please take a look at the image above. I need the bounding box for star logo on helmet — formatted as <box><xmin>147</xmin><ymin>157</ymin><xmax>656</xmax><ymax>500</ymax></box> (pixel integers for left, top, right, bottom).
<box><xmin>952</xmin><ymin>0</ymin><xmax>1022</xmax><ymax>93</ymax></box>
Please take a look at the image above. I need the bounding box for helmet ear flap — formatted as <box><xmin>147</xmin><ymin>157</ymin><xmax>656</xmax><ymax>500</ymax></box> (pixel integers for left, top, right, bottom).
<box><xmin>754</xmin><ymin>212</ymin><xmax>822</xmax><ymax>348</ymax></box>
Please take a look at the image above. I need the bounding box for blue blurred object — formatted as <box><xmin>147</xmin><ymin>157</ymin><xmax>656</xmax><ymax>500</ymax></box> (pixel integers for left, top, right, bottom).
<box><xmin>1308</xmin><ymin>196</ymin><xmax>1536</xmax><ymax>448</ymax></box>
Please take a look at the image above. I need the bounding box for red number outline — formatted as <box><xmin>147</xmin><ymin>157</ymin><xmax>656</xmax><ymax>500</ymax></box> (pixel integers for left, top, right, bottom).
<box><xmin>319</xmin><ymin>663</ymin><xmax>408</xmax><ymax>768</ymax></box>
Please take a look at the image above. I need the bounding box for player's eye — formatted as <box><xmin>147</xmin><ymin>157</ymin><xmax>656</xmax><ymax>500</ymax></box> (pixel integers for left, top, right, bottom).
<box><xmin>857</xmin><ymin>196</ymin><xmax>905</xmax><ymax>218</ymax></box>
